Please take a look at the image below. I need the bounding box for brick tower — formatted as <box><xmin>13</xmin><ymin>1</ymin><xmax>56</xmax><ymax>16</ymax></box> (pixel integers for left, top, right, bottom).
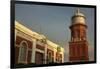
<box><xmin>69</xmin><ymin>9</ymin><xmax>89</xmax><ymax>62</ymax></box>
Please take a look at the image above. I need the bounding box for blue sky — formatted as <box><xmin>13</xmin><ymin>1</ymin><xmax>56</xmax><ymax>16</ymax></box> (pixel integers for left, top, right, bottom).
<box><xmin>15</xmin><ymin>3</ymin><xmax>95</xmax><ymax>62</ymax></box>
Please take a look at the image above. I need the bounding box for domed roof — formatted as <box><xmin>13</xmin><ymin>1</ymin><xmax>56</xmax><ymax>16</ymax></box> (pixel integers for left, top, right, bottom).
<box><xmin>71</xmin><ymin>9</ymin><xmax>86</xmax><ymax>25</ymax></box>
<box><xmin>73</xmin><ymin>8</ymin><xmax>85</xmax><ymax>17</ymax></box>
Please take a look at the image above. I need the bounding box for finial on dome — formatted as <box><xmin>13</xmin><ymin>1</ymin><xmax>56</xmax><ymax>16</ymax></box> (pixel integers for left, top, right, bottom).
<box><xmin>76</xmin><ymin>8</ymin><xmax>80</xmax><ymax>14</ymax></box>
<box><xmin>73</xmin><ymin>8</ymin><xmax>85</xmax><ymax>17</ymax></box>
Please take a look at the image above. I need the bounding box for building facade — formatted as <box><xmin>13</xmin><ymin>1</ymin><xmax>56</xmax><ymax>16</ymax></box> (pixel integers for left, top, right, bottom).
<box><xmin>15</xmin><ymin>21</ymin><xmax>64</xmax><ymax>65</ymax></box>
<box><xmin>69</xmin><ymin>9</ymin><xmax>89</xmax><ymax>62</ymax></box>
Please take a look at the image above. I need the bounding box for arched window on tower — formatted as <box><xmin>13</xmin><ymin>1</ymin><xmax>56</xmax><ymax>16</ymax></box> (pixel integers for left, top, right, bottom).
<box><xmin>83</xmin><ymin>30</ymin><xmax>86</xmax><ymax>40</ymax></box>
<box><xmin>76</xmin><ymin>29</ymin><xmax>80</xmax><ymax>41</ymax></box>
<box><xmin>18</xmin><ymin>41</ymin><xmax>28</xmax><ymax>64</ymax></box>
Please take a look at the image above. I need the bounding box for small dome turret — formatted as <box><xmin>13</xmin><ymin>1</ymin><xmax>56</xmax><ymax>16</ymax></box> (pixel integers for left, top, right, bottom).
<box><xmin>71</xmin><ymin>8</ymin><xmax>86</xmax><ymax>25</ymax></box>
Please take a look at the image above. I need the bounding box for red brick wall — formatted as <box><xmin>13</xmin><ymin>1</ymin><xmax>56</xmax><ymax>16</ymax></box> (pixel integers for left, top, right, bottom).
<box><xmin>15</xmin><ymin>46</ymin><xmax>19</xmax><ymax>64</ymax></box>
<box><xmin>47</xmin><ymin>49</ymin><xmax>54</xmax><ymax>63</ymax></box>
<box><xmin>56</xmin><ymin>52</ymin><xmax>62</xmax><ymax>63</ymax></box>
<box><xmin>47</xmin><ymin>49</ymin><xmax>54</xmax><ymax>57</ymax></box>
<box><xmin>15</xmin><ymin>35</ymin><xmax>33</xmax><ymax>64</ymax></box>
<box><xmin>69</xmin><ymin>41</ymin><xmax>88</xmax><ymax>61</ymax></box>
<box><xmin>36</xmin><ymin>44</ymin><xmax>44</xmax><ymax>50</ymax></box>
<box><xmin>35</xmin><ymin>51</ymin><xmax>43</xmax><ymax>64</ymax></box>
<box><xmin>70</xmin><ymin>24</ymin><xmax>87</xmax><ymax>40</ymax></box>
<box><xmin>27</xmin><ymin>50</ymin><xmax>32</xmax><ymax>63</ymax></box>
<box><xmin>16</xmin><ymin>36</ymin><xmax>32</xmax><ymax>49</ymax></box>
<box><xmin>69</xmin><ymin>23</ymin><xmax>88</xmax><ymax>61</ymax></box>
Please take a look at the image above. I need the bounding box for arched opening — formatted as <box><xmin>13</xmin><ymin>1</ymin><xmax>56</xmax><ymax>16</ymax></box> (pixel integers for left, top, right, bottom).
<box><xmin>47</xmin><ymin>51</ymin><xmax>53</xmax><ymax>63</ymax></box>
<box><xmin>18</xmin><ymin>41</ymin><xmax>28</xmax><ymax>64</ymax></box>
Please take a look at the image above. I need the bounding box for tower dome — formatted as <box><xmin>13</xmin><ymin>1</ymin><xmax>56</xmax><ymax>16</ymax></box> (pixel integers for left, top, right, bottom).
<box><xmin>71</xmin><ymin>8</ymin><xmax>86</xmax><ymax>25</ymax></box>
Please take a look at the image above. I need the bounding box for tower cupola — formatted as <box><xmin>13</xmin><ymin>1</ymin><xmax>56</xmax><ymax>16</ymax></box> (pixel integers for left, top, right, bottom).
<box><xmin>71</xmin><ymin>9</ymin><xmax>86</xmax><ymax>25</ymax></box>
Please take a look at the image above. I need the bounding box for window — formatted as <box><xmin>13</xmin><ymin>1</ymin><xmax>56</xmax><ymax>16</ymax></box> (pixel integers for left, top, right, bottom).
<box><xmin>47</xmin><ymin>51</ymin><xmax>52</xmax><ymax>63</ymax></box>
<box><xmin>18</xmin><ymin>41</ymin><xmax>28</xmax><ymax>63</ymax></box>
